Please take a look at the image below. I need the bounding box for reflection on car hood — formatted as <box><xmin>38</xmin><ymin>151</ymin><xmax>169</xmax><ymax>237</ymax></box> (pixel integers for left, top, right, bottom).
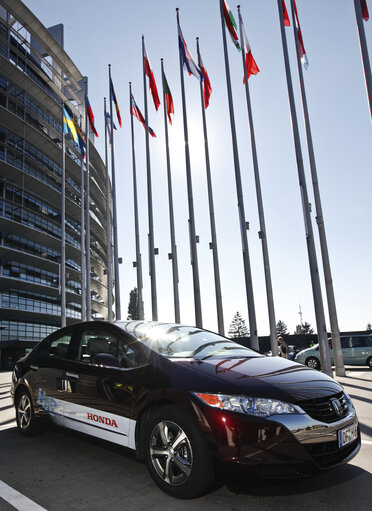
<box><xmin>172</xmin><ymin>355</ymin><xmax>342</xmax><ymax>402</ymax></box>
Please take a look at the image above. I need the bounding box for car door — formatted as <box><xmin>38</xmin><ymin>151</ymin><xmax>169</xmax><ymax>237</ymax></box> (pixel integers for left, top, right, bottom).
<box><xmin>58</xmin><ymin>323</ymin><xmax>152</xmax><ymax>449</ymax></box>
<box><xmin>348</xmin><ymin>336</ymin><xmax>368</xmax><ymax>364</ymax></box>
<box><xmin>340</xmin><ymin>336</ymin><xmax>353</xmax><ymax>364</ymax></box>
<box><xmin>27</xmin><ymin>327</ymin><xmax>78</xmax><ymax>422</ymax></box>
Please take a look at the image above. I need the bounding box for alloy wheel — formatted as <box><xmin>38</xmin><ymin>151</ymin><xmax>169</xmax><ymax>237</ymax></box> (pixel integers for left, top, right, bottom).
<box><xmin>17</xmin><ymin>394</ymin><xmax>32</xmax><ymax>431</ymax></box>
<box><xmin>149</xmin><ymin>420</ymin><xmax>193</xmax><ymax>486</ymax></box>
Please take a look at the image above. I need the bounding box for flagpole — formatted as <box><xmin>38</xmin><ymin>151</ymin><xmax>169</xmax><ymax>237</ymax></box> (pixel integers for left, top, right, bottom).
<box><xmin>196</xmin><ymin>38</ymin><xmax>224</xmax><ymax>336</ymax></box>
<box><xmin>277</xmin><ymin>0</ymin><xmax>332</xmax><ymax>376</ymax></box>
<box><xmin>161</xmin><ymin>60</ymin><xmax>180</xmax><ymax>324</ymax></box>
<box><xmin>108</xmin><ymin>65</ymin><xmax>122</xmax><ymax>320</ymax></box>
<box><xmin>237</xmin><ymin>6</ymin><xmax>277</xmax><ymax>354</ymax></box>
<box><xmin>129</xmin><ymin>83</ymin><xmax>145</xmax><ymax>320</ymax></box>
<box><xmin>79</xmin><ymin>114</ymin><xmax>87</xmax><ymax>322</ymax></box>
<box><xmin>104</xmin><ymin>98</ymin><xmax>113</xmax><ymax>321</ymax></box>
<box><xmin>354</xmin><ymin>0</ymin><xmax>372</xmax><ymax>120</ymax></box>
<box><xmin>84</xmin><ymin>79</ymin><xmax>92</xmax><ymax>321</ymax></box>
<box><xmin>61</xmin><ymin>103</ymin><xmax>66</xmax><ymax>327</ymax></box>
<box><xmin>176</xmin><ymin>9</ymin><xmax>203</xmax><ymax>328</ymax></box>
<box><xmin>142</xmin><ymin>36</ymin><xmax>158</xmax><ymax>321</ymax></box>
<box><xmin>288</xmin><ymin>0</ymin><xmax>345</xmax><ymax>376</ymax></box>
<box><xmin>218</xmin><ymin>0</ymin><xmax>258</xmax><ymax>349</ymax></box>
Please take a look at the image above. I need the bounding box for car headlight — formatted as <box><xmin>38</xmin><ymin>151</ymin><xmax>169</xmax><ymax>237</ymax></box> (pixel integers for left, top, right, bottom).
<box><xmin>193</xmin><ymin>393</ymin><xmax>302</xmax><ymax>418</ymax></box>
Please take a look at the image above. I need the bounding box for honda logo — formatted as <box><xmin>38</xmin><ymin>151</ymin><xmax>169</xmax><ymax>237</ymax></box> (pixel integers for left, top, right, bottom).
<box><xmin>330</xmin><ymin>398</ymin><xmax>343</xmax><ymax>416</ymax></box>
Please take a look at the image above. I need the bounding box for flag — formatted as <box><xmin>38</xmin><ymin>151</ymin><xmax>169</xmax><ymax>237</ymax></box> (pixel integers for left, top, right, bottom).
<box><xmin>238</xmin><ymin>11</ymin><xmax>260</xmax><ymax>83</ymax></box>
<box><xmin>293</xmin><ymin>0</ymin><xmax>308</xmax><ymax>69</ymax></box>
<box><xmin>86</xmin><ymin>96</ymin><xmax>98</xmax><ymax>137</ymax></box>
<box><xmin>197</xmin><ymin>47</ymin><xmax>212</xmax><ymax>108</ymax></box>
<box><xmin>222</xmin><ymin>0</ymin><xmax>241</xmax><ymax>50</ymax></box>
<box><xmin>105</xmin><ymin>111</ymin><xmax>117</xmax><ymax>146</ymax></box>
<box><xmin>361</xmin><ymin>0</ymin><xmax>369</xmax><ymax>21</ymax></box>
<box><xmin>281</xmin><ymin>0</ymin><xmax>291</xmax><ymax>26</ymax></box>
<box><xmin>162</xmin><ymin>69</ymin><xmax>174</xmax><ymax>124</ymax></box>
<box><xmin>131</xmin><ymin>94</ymin><xmax>156</xmax><ymax>137</ymax></box>
<box><xmin>144</xmin><ymin>42</ymin><xmax>161</xmax><ymax>111</ymax></box>
<box><xmin>177</xmin><ymin>16</ymin><xmax>203</xmax><ymax>80</ymax></box>
<box><xmin>63</xmin><ymin>106</ymin><xmax>86</xmax><ymax>156</ymax></box>
<box><xmin>110</xmin><ymin>77</ymin><xmax>122</xmax><ymax>127</ymax></box>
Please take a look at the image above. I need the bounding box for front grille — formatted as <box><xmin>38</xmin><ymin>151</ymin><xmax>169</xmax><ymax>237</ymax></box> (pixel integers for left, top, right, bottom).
<box><xmin>305</xmin><ymin>438</ymin><xmax>359</xmax><ymax>468</ymax></box>
<box><xmin>295</xmin><ymin>391</ymin><xmax>349</xmax><ymax>423</ymax></box>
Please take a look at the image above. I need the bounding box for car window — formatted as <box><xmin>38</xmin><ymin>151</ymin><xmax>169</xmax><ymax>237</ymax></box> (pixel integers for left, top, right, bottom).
<box><xmin>341</xmin><ymin>337</ymin><xmax>351</xmax><ymax>349</ymax></box>
<box><xmin>39</xmin><ymin>333</ymin><xmax>74</xmax><ymax>359</ymax></box>
<box><xmin>350</xmin><ymin>336</ymin><xmax>366</xmax><ymax>348</ymax></box>
<box><xmin>365</xmin><ymin>337</ymin><xmax>372</xmax><ymax>347</ymax></box>
<box><xmin>76</xmin><ymin>328</ymin><xmax>141</xmax><ymax>369</ymax></box>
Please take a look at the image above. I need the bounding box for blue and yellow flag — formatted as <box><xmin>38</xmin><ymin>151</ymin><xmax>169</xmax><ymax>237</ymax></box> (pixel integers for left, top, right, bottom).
<box><xmin>63</xmin><ymin>107</ymin><xmax>86</xmax><ymax>156</ymax></box>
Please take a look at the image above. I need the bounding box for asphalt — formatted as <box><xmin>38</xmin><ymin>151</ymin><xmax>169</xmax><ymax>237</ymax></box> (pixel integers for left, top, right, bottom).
<box><xmin>0</xmin><ymin>367</ymin><xmax>371</xmax><ymax>510</ymax></box>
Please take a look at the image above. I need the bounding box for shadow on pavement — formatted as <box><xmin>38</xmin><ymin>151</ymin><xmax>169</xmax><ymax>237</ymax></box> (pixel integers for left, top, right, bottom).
<box><xmin>226</xmin><ymin>463</ymin><xmax>368</xmax><ymax>497</ymax></box>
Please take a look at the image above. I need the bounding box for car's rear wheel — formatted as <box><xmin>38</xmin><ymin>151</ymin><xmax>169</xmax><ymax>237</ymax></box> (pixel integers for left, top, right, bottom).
<box><xmin>367</xmin><ymin>357</ymin><xmax>372</xmax><ymax>370</ymax></box>
<box><xmin>144</xmin><ymin>405</ymin><xmax>214</xmax><ymax>498</ymax></box>
<box><xmin>305</xmin><ymin>357</ymin><xmax>321</xmax><ymax>370</ymax></box>
<box><xmin>15</xmin><ymin>388</ymin><xmax>44</xmax><ymax>436</ymax></box>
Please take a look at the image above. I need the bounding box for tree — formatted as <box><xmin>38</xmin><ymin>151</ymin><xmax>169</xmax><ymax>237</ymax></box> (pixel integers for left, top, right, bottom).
<box><xmin>276</xmin><ymin>320</ymin><xmax>288</xmax><ymax>336</ymax></box>
<box><xmin>294</xmin><ymin>322</ymin><xmax>314</xmax><ymax>335</ymax></box>
<box><xmin>127</xmin><ymin>287</ymin><xmax>138</xmax><ymax>320</ymax></box>
<box><xmin>366</xmin><ymin>323</ymin><xmax>372</xmax><ymax>331</ymax></box>
<box><xmin>228</xmin><ymin>312</ymin><xmax>249</xmax><ymax>338</ymax></box>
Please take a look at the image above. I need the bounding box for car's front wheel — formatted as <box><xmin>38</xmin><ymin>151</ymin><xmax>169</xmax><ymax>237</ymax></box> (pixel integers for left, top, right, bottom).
<box><xmin>305</xmin><ymin>357</ymin><xmax>321</xmax><ymax>370</ymax></box>
<box><xmin>15</xmin><ymin>388</ymin><xmax>44</xmax><ymax>436</ymax></box>
<box><xmin>367</xmin><ymin>357</ymin><xmax>372</xmax><ymax>370</ymax></box>
<box><xmin>144</xmin><ymin>405</ymin><xmax>214</xmax><ymax>498</ymax></box>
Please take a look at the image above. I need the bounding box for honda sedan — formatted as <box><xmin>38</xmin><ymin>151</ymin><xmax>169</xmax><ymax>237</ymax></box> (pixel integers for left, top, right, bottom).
<box><xmin>11</xmin><ymin>321</ymin><xmax>360</xmax><ymax>498</ymax></box>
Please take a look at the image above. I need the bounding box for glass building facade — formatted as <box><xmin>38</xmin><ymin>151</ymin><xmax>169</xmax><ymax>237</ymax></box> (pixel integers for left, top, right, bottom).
<box><xmin>0</xmin><ymin>0</ymin><xmax>112</xmax><ymax>367</ymax></box>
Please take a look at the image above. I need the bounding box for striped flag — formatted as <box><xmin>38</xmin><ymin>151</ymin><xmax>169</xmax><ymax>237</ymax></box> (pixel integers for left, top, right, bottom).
<box><xmin>144</xmin><ymin>42</ymin><xmax>161</xmax><ymax>111</ymax></box>
<box><xmin>162</xmin><ymin>69</ymin><xmax>174</xmax><ymax>124</ymax></box>
<box><xmin>293</xmin><ymin>0</ymin><xmax>308</xmax><ymax>69</ymax></box>
<box><xmin>110</xmin><ymin>77</ymin><xmax>122</xmax><ymax>127</ymax></box>
<box><xmin>86</xmin><ymin>96</ymin><xmax>98</xmax><ymax>137</ymax></box>
<box><xmin>105</xmin><ymin>111</ymin><xmax>117</xmax><ymax>146</ymax></box>
<box><xmin>361</xmin><ymin>0</ymin><xmax>369</xmax><ymax>21</ymax></box>
<box><xmin>282</xmin><ymin>0</ymin><xmax>291</xmax><ymax>26</ymax></box>
<box><xmin>63</xmin><ymin>107</ymin><xmax>85</xmax><ymax>156</ymax></box>
<box><xmin>222</xmin><ymin>0</ymin><xmax>241</xmax><ymax>50</ymax></box>
<box><xmin>131</xmin><ymin>94</ymin><xmax>156</xmax><ymax>137</ymax></box>
<box><xmin>238</xmin><ymin>11</ymin><xmax>260</xmax><ymax>83</ymax></box>
<box><xmin>197</xmin><ymin>46</ymin><xmax>212</xmax><ymax>108</ymax></box>
<box><xmin>177</xmin><ymin>17</ymin><xmax>203</xmax><ymax>80</ymax></box>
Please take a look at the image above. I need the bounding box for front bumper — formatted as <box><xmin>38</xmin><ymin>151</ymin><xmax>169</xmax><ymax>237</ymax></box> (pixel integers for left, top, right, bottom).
<box><xmin>193</xmin><ymin>400</ymin><xmax>360</xmax><ymax>479</ymax></box>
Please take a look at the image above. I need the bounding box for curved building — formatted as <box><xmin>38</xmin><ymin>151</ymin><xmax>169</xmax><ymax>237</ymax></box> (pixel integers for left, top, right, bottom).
<box><xmin>0</xmin><ymin>0</ymin><xmax>112</xmax><ymax>368</ymax></box>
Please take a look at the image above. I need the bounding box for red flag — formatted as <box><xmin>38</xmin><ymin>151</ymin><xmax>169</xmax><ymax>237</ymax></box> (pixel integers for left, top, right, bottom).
<box><xmin>282</xmin><ymin>0</ymin><xmax>291</xmax><ymax>26</ymax></box>
<box><xmin>86</xmin><ymin>96</ymin><xmax>98</xmax><ymax>137</ymax></box>
<box><xmin>361</xmin><ymin>0</ymin><xmax>369</xmax><ymax>21</ymax></box>
<box><xmin>293</xmin><ymin>0</ymin><xmax>308</xmax><ymax>68</ymax></box>
<box><xmin>131</xmin><ymin>94</ymin><xmax>156</xmax><ymax>137</ymax></box>
<box><xmin>144</xmin><ymin>43</ymin><xmax>160</xmax><ymax>111</ymax></box>
<box><xmin>238</xmin><ymin>11</ymin><xmax>260</xmax><ymax>84</ymax></box>
<box><xmin>197</xmin><ymin>48</ymin><xmax>212</xmax><ymax>109</ymax></box>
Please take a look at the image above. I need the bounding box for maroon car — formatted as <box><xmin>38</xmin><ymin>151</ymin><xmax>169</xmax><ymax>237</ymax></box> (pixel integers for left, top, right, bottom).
<box><xmin>11</xmin><ymin>320</ymin><xmax>360</xmax><ymax>498</ymax></box>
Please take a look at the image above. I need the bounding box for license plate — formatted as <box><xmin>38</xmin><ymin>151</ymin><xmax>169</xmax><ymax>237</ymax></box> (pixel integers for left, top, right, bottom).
<box><xmin>338</xmin><ymin>422</ymin><xmax>358</xmax><ymax>448</ymax></box>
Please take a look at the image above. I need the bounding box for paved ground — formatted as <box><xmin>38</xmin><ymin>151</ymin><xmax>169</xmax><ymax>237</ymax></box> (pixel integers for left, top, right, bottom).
<box><xmin>0</xmin><ymin>368</ymin><xmax>371</xmax><ymax>510</ymax></box>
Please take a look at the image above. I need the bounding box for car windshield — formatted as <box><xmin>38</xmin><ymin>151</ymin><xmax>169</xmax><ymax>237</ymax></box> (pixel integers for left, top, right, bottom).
<box><xmin>116</xmin><ymin>321</ymin><xmax>260</xmax><ymax>360</ymax></box>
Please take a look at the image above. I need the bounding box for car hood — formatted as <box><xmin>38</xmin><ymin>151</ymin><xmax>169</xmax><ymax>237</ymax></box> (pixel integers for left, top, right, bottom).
<box><xmin>172</xmin><ymin>355</ymin><xmax>342</xmax><ymax>402</ymax></box>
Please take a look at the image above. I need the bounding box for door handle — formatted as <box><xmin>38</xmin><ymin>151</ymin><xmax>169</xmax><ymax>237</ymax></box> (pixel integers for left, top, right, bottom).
<box><xmin>65</xmin><ymin>372</ymin><xmax>79</xmax><ymax>380</ymax></box>
<box><xmin>30</xmin><ymin>364</ymin><xmax>38</xmax><ymax>371</ymax></box>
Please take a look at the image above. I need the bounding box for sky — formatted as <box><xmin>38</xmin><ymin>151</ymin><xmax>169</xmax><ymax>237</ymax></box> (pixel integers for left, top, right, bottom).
<box><xmin>21</xmin><ymin>0</ymin><xmax>372</xmax><ymax>336</ymax></box>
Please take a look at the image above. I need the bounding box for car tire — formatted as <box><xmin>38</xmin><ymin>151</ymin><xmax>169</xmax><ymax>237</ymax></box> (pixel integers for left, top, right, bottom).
<box><xmin>367</xmin><ymin>357</ymin><xmax>372</xmax><ymax>370</ymax></box>
<box><xmin>144</xmin><ymin>404</ymin><xmax>215</xmax><ymax>498</ymax></box>
<box><xmin>305</xmin><ymin>357</ymin><xmax>321</xmax><ymax>370</ymax></box>
<box><xmin>15</xmin><ymin>388</ymin><xmax>44</xmax><ymax>436</ymax></box>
